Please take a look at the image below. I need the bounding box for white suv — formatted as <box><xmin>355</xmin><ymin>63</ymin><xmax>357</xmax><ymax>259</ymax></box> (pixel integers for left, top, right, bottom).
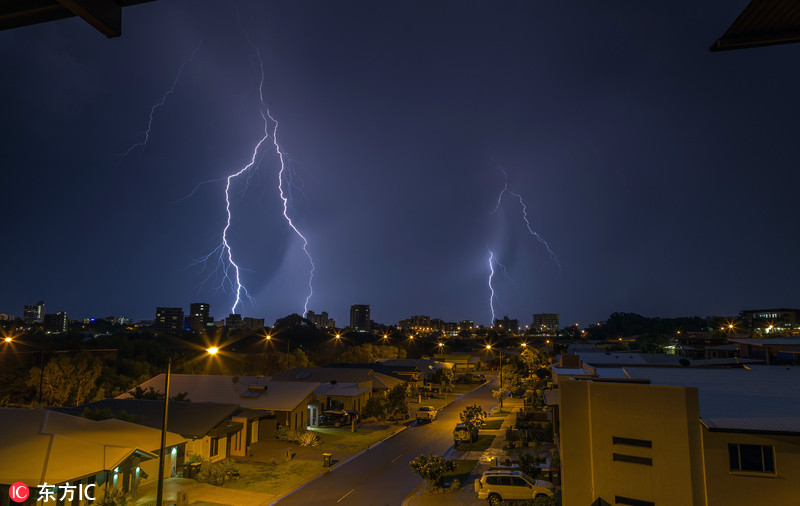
<box><xmin>474</xmin><ymin>470</ymin><xmax>554</xmax><ymax>505</ymax></box>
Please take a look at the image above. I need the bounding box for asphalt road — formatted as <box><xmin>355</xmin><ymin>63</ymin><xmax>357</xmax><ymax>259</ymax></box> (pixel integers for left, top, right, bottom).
<box><xmin>274</xmin><ymin>377</ymin><xmax>499</xmax><ymax>506</ymax></box>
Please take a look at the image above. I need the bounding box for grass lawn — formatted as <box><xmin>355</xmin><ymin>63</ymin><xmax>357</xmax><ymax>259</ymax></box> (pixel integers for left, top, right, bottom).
<box><xmin>444</xmin><ymin>459</ymin><xmax>479</xmax><ymax>487</ymax></box>
<box><xmin>453</xmin><ymin>434</ymin><xmax>495</xmax><ymax>451</ymax></box>
<box><xmin>482</xmin><ymin>418</ymin><xmax>505</xmax><ymax>430</ymax></box>
<box><xmin>312</xmin><ymin>424</ymin><xmax>404</xmax><ymax>452</ymax></box>
<box><xmin>224</xmin><ymin>460</ymin><xmax>322</xmax><ymax>495</ymax></box>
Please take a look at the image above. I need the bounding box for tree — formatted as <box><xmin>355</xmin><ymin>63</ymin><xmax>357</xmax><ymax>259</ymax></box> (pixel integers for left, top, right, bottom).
<box><xmin>431</xmin><ymin>367</ymin><xmax>454</xmax><ymax>393</ymax></box>
<box><xmin>28</xmin><ymin>352</ymin><xmax>103</xmax><ymax>406</ymax></box>
<box><xmin>519</xmin><ymin>348</ymin><xmax>549</xmax><ymax>375</ymax></box>
<box><xmin>459</xmin><ymin>404</ymin><xmax>486</xmax><ymax>430</ymax></box>
<box><xmin>409</xmin><ymin>454</ymin><xmax>456</xmax><ymax>488</ymax></box>
<box><xmin>338</xmin><ymin>343</ymin><xmax>406</xmax><ymax>363</ymax></box>
<box><xmin>385</xmin><ymin>383</ymin><xmax>409</xmax><ymax>419</ymax></box>
<box><xmin>362</xmin><ymin>395</ymin><xmax>387</xmax><ymax>420</ymax></box>
<box><xmin>128</xmin><ymin>385</ymin><xmax>191</xmax><ymax>402</ymax></box>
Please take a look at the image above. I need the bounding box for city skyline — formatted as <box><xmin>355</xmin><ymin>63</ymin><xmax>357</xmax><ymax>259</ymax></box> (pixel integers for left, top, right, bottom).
<box><xmin>3</xmin><ymin>2</ymin><xmax>800</xmax><ymax>327</ymax></box>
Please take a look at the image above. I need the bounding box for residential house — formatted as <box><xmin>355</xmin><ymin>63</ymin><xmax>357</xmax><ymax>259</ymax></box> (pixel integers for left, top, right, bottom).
<box><xmin>0</xmin><ymin>408</ymin><xmax>185</xmax><ymax>506</ymax></box>
<box><xmin>119</xmin><ymin>375</ymin><xmax>318</xmax><ymax>435</ymax></box>
<box><xmin>55</xmin><ymin>399</ymin><xmax>259</xmax><ymax>462</ymax></box>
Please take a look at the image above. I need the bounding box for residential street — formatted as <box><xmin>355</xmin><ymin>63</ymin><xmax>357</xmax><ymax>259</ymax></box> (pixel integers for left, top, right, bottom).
<box><xmin>274</xmin><ymin>378</ymin><xmax>499</xmax><ymax>506</ymax></box>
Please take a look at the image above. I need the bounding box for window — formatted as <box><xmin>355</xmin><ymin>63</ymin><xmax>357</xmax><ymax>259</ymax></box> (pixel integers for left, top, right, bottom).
<box><xmin>210</xmin><ymin>437</ymin><xmax>219</xmax><ymax>457</ymax></box>
<box><xmin>728</xmin><ymin>444</ymin><xmax>775</xmax><ymax>473</ymax></box>
<box><xmin>510</xmin><ymin>476</ymin><xmax>530</xmax><ymax>487</ymax></box>
<box><xmin>613</xmin><ymin>453</ymin><xmax>653</xmax><ymax>466</ymax></box>
<box><xmin>613</xmin><ymin>436</ymin><xmax>652</xmax><ymax>448</ymax></box>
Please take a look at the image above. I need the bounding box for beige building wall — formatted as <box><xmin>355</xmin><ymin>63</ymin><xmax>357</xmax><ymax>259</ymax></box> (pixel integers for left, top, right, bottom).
<box><xmin>701</xmin><ymin>428</ymin><xmax>800</xmax><ymax>505</ymax></box>
<box><xmin>560</xmin><ymin>380</ymin><xmax>706</xmax><ymax>506</ymax></box>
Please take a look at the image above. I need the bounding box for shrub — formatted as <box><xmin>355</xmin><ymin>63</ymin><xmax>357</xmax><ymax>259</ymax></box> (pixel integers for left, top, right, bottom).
<box><xmin>362</xmin><ymin>395</ymin><xmax>387</xmax><ymax>420</ymax></box>
<box><xmin>96</xmin><ymin>488</ymin><xmax>132</xmax><ymax>506</ymax></box>
<box><xmin>298</xmin><ymin>431</ymin><xmax>321</xmax><ymax>447</ymax></box>
<box><xmin>409</xmin><ymin>454</ymin><xmax>456</xmax><ymax>487</ymax></box>
<box><xmin>195</xmin><ymin>458</ymin><xmax>239</xmax><ymax>486</ymax></box>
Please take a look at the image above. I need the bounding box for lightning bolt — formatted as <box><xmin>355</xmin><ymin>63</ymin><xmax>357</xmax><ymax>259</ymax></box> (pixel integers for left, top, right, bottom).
<box><xmin>120</xmin><ymin>44</ymin><xmax>201</xmax><ymax>159</ymax></box>
<box><xmin>486</xmin><ymin>165</ymin><xmax>561</xmax><ymax>325</ymax></box>
<box><xmin>187</xmin><ymin>28</ymin><xmax>315</xmax><ymax>316</ymax></box>
<box><xmin>188</xmin><ymin>38</ymin><xmax>271</xmax><ymax>314</ymax></box>
<box><xmin>488</xmin><ymin>250</ymin><xmax>497</xmax><ymax>324</ymax></box>
<box><xmin>268</xmin><ymin>110</ymin><xmax>315</xmax><ymax>316</ymax></box>
<box><xmin>492</xmin><ymin>166</ymin><xmax>561</xmax><ymax>270</ymax></box>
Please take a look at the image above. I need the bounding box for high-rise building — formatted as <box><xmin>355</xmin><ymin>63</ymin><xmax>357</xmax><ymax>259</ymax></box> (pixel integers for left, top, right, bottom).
<box><xmin>533</xmin><ymin>313</ymin><xmax>560</xmax><ymax>334</ymax></box>
<box><xmin>225</xmin><ymin>313</ymin><xmax>243</xmax><ymax>330</ymax></box>
<box><xmin>306</xmin><ymin>310</ymin><xmax>336</xmax><ymax>329</ymax></box>
<box><xmin>153</xmin><ymin>307</ymin><xmax>184</xmax><ymax>335</ymax></box>
<box><xmin>459</xmin><ymin>320</ymin><xmax>475</xmax><ymax>332</ymax></box>
<box><xmin>350</xmin><ymin>305</ymin><xmax>370</xmax><ymax>332</ymax></box>
<box><xmin>188</xmin><ymin>302</ymin><xmax>213</xmax><ymax>332</ymax></box>
<box><xmin>23</xmin><ymin>301</ymin><xmax>45</xmax><ymax>324</ymax></box>
<box><xmin>243</xmin><ymin>317</ymin><xmax>265</xmax><ymax>331</ymax></box>
<box><xmin>43</xmin><ymin>312</ymin><xmax>68</xmax><ymax>333</ymax></box>
<box><xmin>494</xmin><ymin>315</ymin><xmax>519</xmax><ymax>333</ymax></box>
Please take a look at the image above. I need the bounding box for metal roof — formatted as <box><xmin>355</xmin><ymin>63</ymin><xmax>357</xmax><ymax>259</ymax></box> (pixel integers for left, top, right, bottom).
<box><xmin>711</xmin><ymin>0</ymin><xmax>800</xmax><ymax>51</ymax></box>
<box><xmin>624</xmin><ymin>366</ymin><xmax>800</xmax><ymax>433</ymax></box>
<box><xmin>0</xmin><ymin>408</ymin><xmax>184</xmax><ymax>484</ymax></box>
<box><xmin>56</xmin><ymin>399</ymin><xmax>241</xmax><ymax>439</ymax></box>
<box><xmin>119</xmin><ymin>374</ymin><xmax>319</xmax><ymax>413</ymax></box>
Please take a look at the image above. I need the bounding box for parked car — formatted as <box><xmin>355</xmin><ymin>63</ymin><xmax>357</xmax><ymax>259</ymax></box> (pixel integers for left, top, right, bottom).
<box><xmin>344</xmin><ymin>410</ymin><xmax>360</xmax><ymax>423</ymax></box>
<box><xmin>456</xmin><ymin>373</ymin><xmax>487</xmax><ymax>384</ymax></box>
<box><xmin>318</xmin><ymin>410</ymin><xmax>352</xmax><ymax>428</ymax></box>
<box><xmin>474</xmin><ymin>469</ymin><xmax>554</xmax><ymax>505</ymax></box>
<box><xmin>453</xmin><ymin>423</ymin><xmax>478</xmax><ymax>444</ymax></box>
<box><xmin>415</xmin><ymin>406</ymin><xmax>437</xmax><ymax>423</ymax></box>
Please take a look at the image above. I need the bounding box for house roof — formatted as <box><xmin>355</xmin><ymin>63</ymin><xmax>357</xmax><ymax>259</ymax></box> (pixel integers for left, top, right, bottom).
<box><xmin>623</xmin><ymin>366</ymin><xmax>800</xmax><ymax>433</ymax></box>
<box><xmin>118</xmin><ymin>375</ymin><xmax>318</xmax><ymax>412</ymax></box>
<box><xmin>314</xmin><ymin>382</ymin><xmax>371</xmax><ymax>398</ymax></box>
<box><xmin>271</xmin><ymin>367</ymin><xmax>404</xmax><ymax>391</ymax></box>
<box><xmin>711</xmin><ymin>0</ymin><xmax>800</xmax><ymax>51</ymax></box>
<box><xmin>54</xmin><ymin>399</ymin><xmax>240</xmax><ymax>438</ymax></box>
<box><xmin>0</xmin><ymin>408</ymin><xmax>184</xmax><ymax>485</ymax></box>
<box><xmin>729</xmin><ymin>337</ymin><xmax>800</xmax><ymax>347</ymax></box>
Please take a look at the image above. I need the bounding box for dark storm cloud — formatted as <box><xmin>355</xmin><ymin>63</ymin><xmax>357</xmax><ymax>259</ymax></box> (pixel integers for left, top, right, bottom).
<box><xmin>2</xmin><ymin>1</ymin><xmax>798</xmax><ymax>327</ymax></box>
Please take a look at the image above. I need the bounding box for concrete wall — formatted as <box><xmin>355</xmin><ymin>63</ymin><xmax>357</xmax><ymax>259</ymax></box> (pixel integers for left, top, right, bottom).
<box><xmin>560</xmin><ymin>380</ymin><xmax>705</xmax><ymax>506</ymax></box>
<box><xmin>702</xmin><ymin>428</ymin><xmax>800</xmax><ymax>505</ymax></box>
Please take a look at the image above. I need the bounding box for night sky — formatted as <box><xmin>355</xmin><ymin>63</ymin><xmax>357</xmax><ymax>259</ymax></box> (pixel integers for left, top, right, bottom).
<box><xmin>3</xmin><ymin>1</ymin><xmax>799</xmax><ymax>328</ymax></box>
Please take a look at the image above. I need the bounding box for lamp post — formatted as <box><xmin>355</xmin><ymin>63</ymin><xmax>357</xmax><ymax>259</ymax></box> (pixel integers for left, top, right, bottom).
<box><xmin>156</xmin><ymin>347</ymin><xmax>218</xmax><ymax>506</ymax></box>
<box><xmin>3</xmin><ymin>336</ymin><xmax>45</xmax><ymax>405</ymax></box>
<box><xmin>486</xmin><ymin>344</ymin><xmax>503</xmax><ymax>409</ymax></box>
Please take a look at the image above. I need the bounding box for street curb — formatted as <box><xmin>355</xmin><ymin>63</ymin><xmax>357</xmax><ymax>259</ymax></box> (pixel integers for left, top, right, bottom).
<box><xmin>399</xmin><ymin>480</ymin><xmax>426</xmax><ymax>506</ymax></box>
<box><xmin>266</xmin><ymin>424</ymin><xmax>409</xmax><ymax>506</ymax></box>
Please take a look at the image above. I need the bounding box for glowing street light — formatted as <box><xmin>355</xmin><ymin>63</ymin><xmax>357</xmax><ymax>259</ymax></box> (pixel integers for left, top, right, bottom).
<box><xmin>2</xmin><ymin>335</ymin><xmax>45</xmax><ymax>405</ymax></box>
<box><xmin>157</xmin><ymin>347</ymin><xmax>218</xmax><ymax>505</ymax></box>
<box><xmin>485</xmin><ymin>344</ymin><xmax>504</xmax><ymax>408</ymax></box>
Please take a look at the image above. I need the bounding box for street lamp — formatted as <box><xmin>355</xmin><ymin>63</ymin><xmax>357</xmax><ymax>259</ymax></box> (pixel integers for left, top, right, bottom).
<box><xmin>2</xmin><ymin>336</ymin><xmax>45</xmax><ymax>405</ymax></box>
<box><xmin>486</xmin><ymin>344</ymin><xmax>503</xmax><ymax>408</ymax></box>
<box><xmin>156</xmin><ymin>347</ymin><xmax>218</xmax><ymax>506</ymax></box>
